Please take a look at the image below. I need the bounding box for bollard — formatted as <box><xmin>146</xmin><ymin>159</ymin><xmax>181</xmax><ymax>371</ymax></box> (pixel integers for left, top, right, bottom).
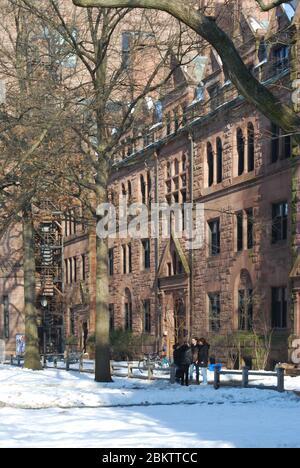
<box><xmin>66</xmin><ymin>353</ymin><xmax>70</xmax><ymax>371</ymax></box>
<box><xmin>79</xmin><ymin>355</ymin><xmax>83</xmax><ymax>372</ymax></box>
<box><xmin>17</xmin><ymin>356</ymin><xmax>21</xmax><ymax>367</ymax></box>
<box><xmin>10</xmin><ymin>355</ymin><xmax>13</xmax><ymax>366</ymax></box>
<box><xmin>54</xmin><ymin>357</ymin><xmax>57</xmax><ymax>369</ymax></box>
<box><xmin>43</xmin><ymin>355</ymin><xmax>47</xmax><ymax>369</ymax></box>
<box><xmin>277</xmin><ymin>367</ymin><xmax>285</xmax><ymax>393</ymax></box>
<box><xmin>242</xmin><ymin>367</ymin><xmax>249</xmax><ymax>388</ymax></box>
<box><xmin>214</xmin><ymin>366</ymin><xmax>220</xmax><ymax>390</ymax></box>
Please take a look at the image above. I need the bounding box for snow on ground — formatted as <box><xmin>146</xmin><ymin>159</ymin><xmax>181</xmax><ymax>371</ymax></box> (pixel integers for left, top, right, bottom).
<box><xmin>0</xmin><ymin>365</ymin><xmax>300</xmax><ymax>448</ymax></box>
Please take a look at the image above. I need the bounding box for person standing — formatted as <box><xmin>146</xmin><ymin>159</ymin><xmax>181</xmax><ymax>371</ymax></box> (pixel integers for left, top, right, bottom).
<box><xmin>190</xmin><ymin>337</ymin><xmax>200</xmax><ymax>383</ymax></box>
<box><xmin>198</xmin><ymin>338</ymin><xmax>210</xmax><ymax>385</ymax></box>
<box><xmin>177</xmin><ymin>342</ymin><xmax>192</xmax><ymax>386</ymax></box>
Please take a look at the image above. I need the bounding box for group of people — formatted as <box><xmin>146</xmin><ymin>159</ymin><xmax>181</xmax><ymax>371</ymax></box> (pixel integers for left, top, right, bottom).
<box><xmin>173</xmin><ymin>338</ymin><xmax>210</xmax><ymax>387</ymax></box>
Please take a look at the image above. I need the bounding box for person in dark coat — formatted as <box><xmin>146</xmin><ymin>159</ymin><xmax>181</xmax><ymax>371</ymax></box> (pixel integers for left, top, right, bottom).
<box><xmin>198</xmin><ymin>338</ymin><xmax>210</xmax><ymax>385</ymax></box>
<box><xmin>177</xmin><ymin>342</ymin><xmax>192</xmax><ymax>386</ymax></box>
<box><xmin>173</xmin><ymin>343</ymin><xmax>181</xmax><ymax>383</ymax></box>
<box><xmin>190</xmin><ymin>337</ymin><xmax>200</xmax><ymax>383</ymax></box>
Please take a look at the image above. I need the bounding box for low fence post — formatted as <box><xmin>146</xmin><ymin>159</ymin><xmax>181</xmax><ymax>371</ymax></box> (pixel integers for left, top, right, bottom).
<box><xmin>17</xmin><ymin>356</ymin><xmax>21</xmax><ymax>367</ymax></box>
<box><xmin>242</xmin><ymin>367</ymin><xmax>249</xmax><ymax>388</ymax></box>
<box><xmin>148</xmin><ymin>365</ymin><xmax>153</xmax><ymax>381</ymax></box>
<box><xmin>54</xmin><ymin>357</ymin><xmax>58</xmax><ymax>369</ymax></box>
<box><xmin>214</xmin><ymin>366</ymin><xmax>220</xmax><ymax>390</ymax></box>
<box><xmin>170</xmin><ymin>364</ymin><xmax>176</xmax><ymax>384</ymax></box>
<box><xmin>128</xmin><ymin>363</ymin><xmax>133</xmax><ymax>378</ymax></box>
<box><xmin>79</xmin><ymin>355</ymin><xmax>83</xmax><ymax>372</ymax></box>
<box><xmin>43</xmin><ymin>355</ymin><xmax>47</xmax><ymax>369</ymax></box>
<box><xmin>66</xmin><ymin>351</ymin><xmax>70</xmax><ymax>372</ymax></box>
<box><xmin>277</xmin><ymin>367</ymin><xmax>285</xmax><ymax>393</ymax></box>
<box><xmin>10</xmin><ymin>355</ymin><xmax>13</xmax><ymax>366</ymax></box>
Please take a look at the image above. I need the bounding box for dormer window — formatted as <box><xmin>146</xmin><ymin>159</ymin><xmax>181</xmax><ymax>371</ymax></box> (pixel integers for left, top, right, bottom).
<box><xmin>273</xmin><ymin>46</ymin><xmax>289</xmax><ymax>73</ymax></box>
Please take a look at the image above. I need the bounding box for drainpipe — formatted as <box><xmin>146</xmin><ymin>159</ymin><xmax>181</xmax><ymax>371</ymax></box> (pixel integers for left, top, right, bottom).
<box><xmin>154</xmin><ymin>149</ymin><xmax>160</xmax><ymax>353</ymax></box>
<box><xmin>188</xmin><ymin>131</ymin><xmax>195</xmax><ymax>341</ymax></box>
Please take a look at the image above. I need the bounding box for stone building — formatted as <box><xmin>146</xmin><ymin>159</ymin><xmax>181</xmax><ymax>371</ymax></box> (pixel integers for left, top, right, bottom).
<box><xmin>1</xmin><ymin>2</ymin><xmax>300</xmax><ymax>368</ymax></box>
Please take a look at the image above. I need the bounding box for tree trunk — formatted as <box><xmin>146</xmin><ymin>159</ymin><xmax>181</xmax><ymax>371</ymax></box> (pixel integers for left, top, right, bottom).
<box><xmin>23</xmin><ymin>205</ymin><xmax>42</xmax><ymax>371</ymax></box>
<box><xmin>95</xmin><ymin>226</ymin><xmax>112</xmax><ymax>382</ymax></box>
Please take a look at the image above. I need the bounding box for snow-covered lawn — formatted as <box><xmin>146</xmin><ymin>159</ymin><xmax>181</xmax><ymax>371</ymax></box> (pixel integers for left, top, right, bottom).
<box><xmin>0</xmin><ymin>365</ymin><xmax>300</xmax><ymax>448</ymax></box>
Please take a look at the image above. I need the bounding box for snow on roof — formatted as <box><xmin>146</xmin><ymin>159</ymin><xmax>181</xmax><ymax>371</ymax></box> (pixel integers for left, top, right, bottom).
<box><xmin>248</xmin><ymin>17</ymin><xmax>269</xmax><ymax>32</ymax></box>
<box><xmin>282</xmin><ymin>1</ymin><xmax>298</xmax><ymax>21</ymax></box>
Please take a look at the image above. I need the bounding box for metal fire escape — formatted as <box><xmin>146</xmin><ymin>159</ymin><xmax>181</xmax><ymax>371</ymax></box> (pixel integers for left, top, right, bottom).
<box><xmin>35</xmin><ymin>201</ymin><xmax>64</xmax><ymax>354</ymax></box>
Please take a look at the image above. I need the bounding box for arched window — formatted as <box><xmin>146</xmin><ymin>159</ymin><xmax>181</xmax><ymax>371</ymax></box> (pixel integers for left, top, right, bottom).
<box><xmin>237</xmin><ymin>128</ymin><xmax>245</xmax><ymax>176</ymax></box>
<box><xmin>207</xmin><ymin>142</ymin><xmax>214</xmax><ymax>187</ymax></box>
<box><xmin>147</xmin><ymin>171</ymin><xmax>152</xmax><ymax>206</ymax></box>
<box><xmin>125</xmin><ymin>288</ymin><xmax>133</xmax><ymax>331</ymax></box>
<box><xmin>247</xmin><ymin>123</ymin><xmax>255</xmax><ymax>172</ymax></box>
<box><xmin>216</xmin><ymin>138</ymin><xmax>223</xmax><ymax>184</ymax></box>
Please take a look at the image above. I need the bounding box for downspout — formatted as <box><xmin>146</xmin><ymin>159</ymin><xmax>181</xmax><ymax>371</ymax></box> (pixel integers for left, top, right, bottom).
<box><xmin>154</xmin><ymin>150</ymin><xmax>160</xmax><ymax>353</ymax></box>
<box><xmin>188</xmin><ymin>131</ymin><xmax>195</xmax><ymax>340</ymax></box>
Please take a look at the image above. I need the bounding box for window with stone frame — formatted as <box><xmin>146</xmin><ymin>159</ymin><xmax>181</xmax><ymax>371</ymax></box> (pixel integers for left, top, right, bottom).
<box><xmin>271</xmin><ymin>123</ymin><xmax>292</xmax><ymax>163</ymax></box>
<box><xmin>208</xmin><ymin>293</ymin><xmax>221</xmax><ymax>332</ymax></box>
<box><xmin>143</xmin><ymin>299</ymin><xmax>151</xmax><ymax>333</ymax></box>
<box><xmin>3</xmin><ymin>296</ymin><xmax>9</xmax><ymax>340</ymax></box>
<box><xmin>142</xmin><ymin>239</ymin><xmax>151</xmax><ymax>270</ymax></box>
<box><xmin>165</xmin><ymin>155</ymin><xmax>188</xmax><ymax>207</ymax></box>
<box><xmin>208</xmin><ymin>219</ymin><xmax>220</xmax><ymax>256</ymax></box>
<box><xmin>125</xmin><ymin>289</ymin><xmax>133</xmax><ymax>331</ymax></box>
<box><xmin>207</xmin><ymin>142</ymin><xmax>214</xmax><ymax>187</ymax></box>
<box><xmin>237</xmin><ymin>128</ymin><xmax>245</xmax><ymax>176</ymax></box>
<box><xmin>238</xmin><ymin>289</ymin><xmax>253</xmax><ymax>331</ymax></box>
<box><xmin>272</xmin><ymin>201</ymin><xmax>288</xmax><ymax>244</ymax></box>
<box><xmin>108</xmin><ymin>248</ymin><xmax>114</xmax><ymax>276</ymax></box>
<box><xmin>271</xmin><ymin>287</ymin><xmax>287</xmax><ymax>329</ymax></box>
<box><xmin>216</xmin><ymin>137</ymin><xmax>223</xmax><ymax>184</ymax></box>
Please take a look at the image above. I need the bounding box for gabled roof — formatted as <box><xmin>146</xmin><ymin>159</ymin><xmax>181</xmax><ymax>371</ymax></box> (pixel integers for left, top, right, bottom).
<box><xmin>157</xmin><ymin>234</ymin><xmax>190</xmax><ymax>279</ymax></box>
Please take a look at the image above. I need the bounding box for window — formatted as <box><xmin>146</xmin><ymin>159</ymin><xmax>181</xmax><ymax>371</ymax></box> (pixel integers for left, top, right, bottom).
<box><xmin>272</xmin><ymin>202</ymin><xmax>288</xmax><ymax>244</ymax></box>
<box><xmin>109</xmin><ymin>248</ymin><xmax>114</xmax><ymax>276</ymax></box>
<box><xmin>122</xmin><ymin>245</ymin><xmax>127</xmax><ymax>274</ymax></box>
<box><xmin>272</xmin><ymin>287</ymin><xmax>287</xmax><ymax>329</ymax></box>
<box><xmin>74</xmin><ymin>257</ymin><xmax>77</xmax><ymax>283</ymax></box>
<box><xmin>3</xmin><ymin>296</ymin><xmax>9</xmax><ymax>340</ymax></box>
<box><xmin>207</xmin><ymin>142</ymin><xmax>214</xmax><ymax>187</ymax></box>
<box><xmin>271</xmin><ymin>123</ymin><xmax>280</xmax><ymax>163</ymax></box>
<box><xmin>128</xmin><ymin>244</ymin><xmax>132</xmax><ymax>273</ymax></box>
<box><xmin>236</xmin><ymin>211</ymin><xmax>244</xmax><ymax>252</ymax></box>
<box><xmin>154</xmin><ymin>100</ymin><xmax>163</xmax><ymax>123</ymax></box>
<box><xmin>81</xmin><ymin>255</ymin><xmax>86</xmax><ymax>281</ymax></box>
<box><xmin>273</xmin><ymin>46</ymin><xmax>289</xmax><ymax>73</ymax></box>
<box><xmin>209</xmin><ymin>293</ymin><xmax>221</xmax><ymax>332</ymax></box>
<box><xmin>69</xmin><ymin>258</ymin><xmax>73</xmax><ymax>284</ymax></box>
<box><xmin>140</xmin><ymin>175</ymin><xmax>146</xmax><ymax>205</ymax></box>
<box><xmin>70</xmin><ymin>309</ymin><xmax>75</xmax><ymax>336</ymax></box>
<box><xmin>238</xmin><ymin>289</ymin><xmax>253</xmax><ymax>331</ymax></box>
<box><xmin>147</xmin><ymin>172</ymin><xmax>152</xmax><ymax>206</ymax></box>
<box><xmin>174</xmin><ymin>108</ymin><xmax>179</xmax><ymax>132</ymax></box>
<box><xmin>284</xmin><ymin>134</ymin><xmax>292</xmax><ymax>159</ymax></box>
<box><xmin>208</xmin><ymin>219</ymin><xmax>220</xmax><ymax>256</ymax></box>
<box><xmin>195</xmin><ymin>83</ymin><xmax>205</xmax><ymax>101</ymax></box>
<box><xmin>174</xmin><ymin>159</ymin><xmax>179</xmax><ymax>176</ymax></box>
<box><xmin>142</xmin><ymin>239</ymin><xmax>151</xmax><ymax>269</ymax></box>
<box><xmin>246</xmin><ymin>208</ymin><xmax>254</xmax><ymax>249</ymax></box>
<box><xmin>237</xmin><ymin>128</ymin><xmax>245</xmax><ymax>176</ymax></box>
<box><xmin>122</xmin><ymin>31</ymin><xmax>132</xmax><ymax>67</ymax></box>
<box><xmin>247</xmin><ymin>123</ymin><xmax>255</xmax><ymax>172</ymax></box>
<box><xmin>109</xmin><ymin>304</ymin><xmax>115</xmax><ymax>332</ymax></box>
<box><xmin>143</xmin><ymin>300</ymin><xmax>151</xmax><ymax>333</ymax></box>
<box><xmin>216</xmin><ymin>138</ymin><xmax>223</xmax><ymax>184</ymax></box>
<box><xmin>64</xmin><ymin>259</ymin><xmax>69</xmax><ymax>284</ymax></box>
<box><xmin>125</xmin><ymin>289</ymin><xmax>133</xmax><ymax>331</ymax></box>
<box><xmin>166</xmin><ymin>112</ymin><xmax>171</xmax><ymax>135</ymax></box>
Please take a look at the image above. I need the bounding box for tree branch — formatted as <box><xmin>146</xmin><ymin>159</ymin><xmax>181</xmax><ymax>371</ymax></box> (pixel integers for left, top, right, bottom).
<box><xmin>254</xmin><ymin>0</ymin><xmax>290</xmax><ymax>11</ymax></box>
